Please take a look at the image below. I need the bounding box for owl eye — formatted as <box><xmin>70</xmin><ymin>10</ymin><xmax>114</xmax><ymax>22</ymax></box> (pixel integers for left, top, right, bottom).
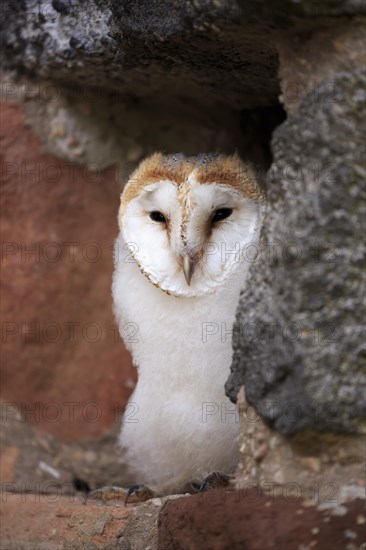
<box><xmin>149</xmin><ymin>211</ymin><xmax>166</xmax><ymax>223</ymax></box>
<box><xmin>211</xmin><ymin>208</ymin><xmax>233</xmax><ymax>224</ymax></box>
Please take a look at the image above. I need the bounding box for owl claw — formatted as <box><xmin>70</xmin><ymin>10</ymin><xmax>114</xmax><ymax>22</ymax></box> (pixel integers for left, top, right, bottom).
<box><xmin>124</xmin><ymin>484</ymin><xmax>155</xmax><ymax>504</ymax></box>
<box><xmin>87</xmin><ymin>485</ymin><xmax>127</xmax><ymax>503</ymax></box>
<box><xmin>199</xmin><ymin>472</ymin><xmax>232</xmax><ymax>492</ymax></box>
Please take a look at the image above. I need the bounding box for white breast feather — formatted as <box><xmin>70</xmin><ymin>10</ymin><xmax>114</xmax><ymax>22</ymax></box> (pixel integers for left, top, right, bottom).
<box><xmin>112</xmin><ymin>201</ymin><xmax>262</xmax><ymax>493</ymax></box>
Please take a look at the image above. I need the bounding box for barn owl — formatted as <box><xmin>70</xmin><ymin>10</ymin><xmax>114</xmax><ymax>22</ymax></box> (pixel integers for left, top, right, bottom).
<box><xmin>112</xmin><ymin>153</ymin><xmax>265</xmax><ymax>499</ymax></box>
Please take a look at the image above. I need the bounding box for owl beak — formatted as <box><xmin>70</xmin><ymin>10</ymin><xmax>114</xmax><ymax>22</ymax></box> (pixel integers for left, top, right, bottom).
<box><xmin>182</xmin><ymin>254</ymin><xmax>196</xmax><ymax>286</ymax></box>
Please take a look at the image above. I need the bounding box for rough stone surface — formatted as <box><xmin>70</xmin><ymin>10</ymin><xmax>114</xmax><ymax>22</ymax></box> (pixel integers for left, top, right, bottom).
<box><xmin>0</xmin><ymin>401</ymin><xmax>130</xmax><ymax>491</ymax></box>
<box><xmin>2</xmin><ymin>1</ymin><xmax>364</xmax><ymax>114</ymax></box>
<box><xmin>1</xmin><ymin>0</ymin><xmax>281</xmax><ymax>109</ymax></box>
<box><xmin>158</xmin><ymin>488</ymin><xmax>366</xmax><ymax>550</ymax></box>
<box><xmin>275</xmin><ymin>21</ymin><xmax>365</xmax><ymax>113</ymax></box>
<box><xmin>0</xmin><ymin>492</ymin><xmax>161</xmax><ymax>550</ymax></box>
<box><xmin>234</xmin><ymin>392</ymin><xmax>366</xmax><ymax>490</ymax></box>
<box><xmin>226</xmin><ymin>69</ymin><xmax>366</xmax><ymax>435</ymax></box>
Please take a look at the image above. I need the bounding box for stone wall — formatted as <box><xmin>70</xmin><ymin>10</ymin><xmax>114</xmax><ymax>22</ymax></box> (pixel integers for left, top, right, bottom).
<box><xmin>226</xmin><ymin>26</ymin><xmax>366</xmax><ymax>439</ymax></box>
<box><xmin>1</xmin><ymin>0</ymin><xmax>365</xmax><ymax>515</ymax></box>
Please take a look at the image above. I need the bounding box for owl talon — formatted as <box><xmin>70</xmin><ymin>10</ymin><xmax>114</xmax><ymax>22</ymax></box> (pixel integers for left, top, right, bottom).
<box><xmin>199</xmin><ymin>472</ymin><xmax>232</xmax><ymax>492</ymax></box>
<box><xmin>125</xmin><ymin>484</ymin><xmax>155</xmax><ymax>504</ymax></box>
<box><xmin>87</xmin><ymin>485</ymin><xmax>127</xmax><ymax>503</ymax></box>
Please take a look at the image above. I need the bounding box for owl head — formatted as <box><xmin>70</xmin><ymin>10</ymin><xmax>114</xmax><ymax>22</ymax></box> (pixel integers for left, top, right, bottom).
<box><xmin>118</xmin><ymin>153</ymin><xmax>265</xmax><ymax>298</ymax></box>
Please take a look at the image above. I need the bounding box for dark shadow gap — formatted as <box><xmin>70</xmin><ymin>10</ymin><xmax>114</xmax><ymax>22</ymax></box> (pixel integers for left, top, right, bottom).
<box><xmin>239</xmin><ymin>103</ymin><xmax>287</xmax><ymax>171</ymax></box>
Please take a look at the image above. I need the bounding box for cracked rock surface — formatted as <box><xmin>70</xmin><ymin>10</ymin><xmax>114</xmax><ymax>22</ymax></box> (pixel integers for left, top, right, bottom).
<box><xmin>226</xmin><ymin>70</ymin><xmax>366</xmax><ymax>434</ymax></box>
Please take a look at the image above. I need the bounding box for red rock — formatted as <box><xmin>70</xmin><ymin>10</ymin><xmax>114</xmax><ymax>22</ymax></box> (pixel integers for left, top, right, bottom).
<box><xmin>0</xmin><ymin>493</ymin><xmax>133</xmax><ymax>549</ymax></box>
<box><xmin>1</xmin><ymin>102</ymin><xmax>136</xmax><ymax>441</ymax></box>
<box><xmin>158</xmin><ymin>488</ymin><xmax>366</xmax><ymax>550</ymax></box>
<box><xmin>0</xmin><ymin>446</ymin><xmax>20</xmax><ymax>481</ymax></box>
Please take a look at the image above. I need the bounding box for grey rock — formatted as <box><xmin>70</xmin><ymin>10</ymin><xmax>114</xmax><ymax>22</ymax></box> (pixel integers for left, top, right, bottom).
<box><xmin>0</xmin><ymin>0</ymin><xmax>279</xmax><ymax>109</ymax></box>
<box><xmin>226</xmin><ymin>70</ymin><xmax>366</xmax><ymax>435</ymax></box>
<box><xmin>1</xmin><ymin>0</ymin><xmax>364</xmax><ymax>112</ymax></box>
